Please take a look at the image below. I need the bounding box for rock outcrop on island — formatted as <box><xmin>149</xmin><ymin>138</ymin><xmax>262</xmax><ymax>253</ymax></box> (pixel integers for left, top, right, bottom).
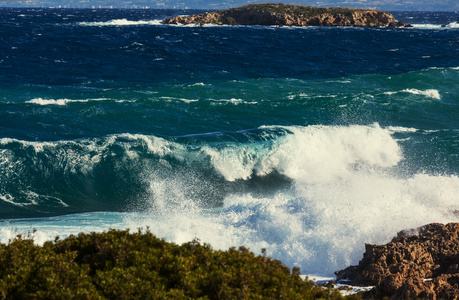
<box><xmin>162</xmin><ymin>3</ymin><xmax>411</xmax><ymax>27</ymax></box>
<box><xmin>335</xmin><ymin>223</ymin><xmax>459</xmax><ymax>299</ymax></box>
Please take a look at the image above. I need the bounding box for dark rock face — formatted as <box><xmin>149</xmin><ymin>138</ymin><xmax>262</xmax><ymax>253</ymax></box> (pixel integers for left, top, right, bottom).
<box><xmin>162</xmin><ymin>3</ymin><xmax>411</xmax><ymax>27</ymax></box>
<box><xmin>335</xmin><ymin>223</ymin><xmax>459</xmax><ymax>299</ymax></box>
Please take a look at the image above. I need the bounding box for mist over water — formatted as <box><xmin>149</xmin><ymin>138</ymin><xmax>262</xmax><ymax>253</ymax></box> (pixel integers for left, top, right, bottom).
<box><xmin>130</xmin><ymin>124</ymin><xmax>459</xmax><ymax>275</ymax></box>
<box><xmin>0</xmin><ymin>8</ymin><xmax>458</xmax><ymax>276</ymax></box>
<box><xmin>2</xmin><ymin>122</ymin><xmax>459</xmax><ymax>275</ymax></box>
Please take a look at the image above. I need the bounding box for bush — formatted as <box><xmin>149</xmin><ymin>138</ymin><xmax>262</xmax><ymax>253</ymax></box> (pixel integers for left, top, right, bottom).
<box><xmin>223</xmin><ymin>4</ymin><xmax>369</xmax><ymax>18</ymax></box>
<box><xmin>0</xmin><ymin>229</ymin><xmax>361</xmax><ymax>299</ymax></box>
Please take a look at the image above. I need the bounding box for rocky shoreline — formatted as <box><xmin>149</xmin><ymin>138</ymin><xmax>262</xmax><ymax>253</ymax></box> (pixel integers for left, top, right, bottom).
<box><xmin>335</xmin><ymin>223</ymin><xmax>459</xmax><ymax>299</ymax></box>
<box><xmin>162</xmin><ymin>3</ymin><xmax>411</xmax><ymax>27</ymax></box>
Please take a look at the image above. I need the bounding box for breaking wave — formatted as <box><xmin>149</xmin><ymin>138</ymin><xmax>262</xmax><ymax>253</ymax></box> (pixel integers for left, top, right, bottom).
<box><xmin>411</xmin><ymin>22</ymin><xmax>459</xmax><ymax>29</ymax></box>
<box><xmin>384</xmin><ymin>88</ymin><xmax>441</xmax><ymax>100</ymax></box>
<box><xmin>2</xmin><ymin>123</ymin><xmax>459</xmax><ymax>276</ymax></box>
<box><xmin>26</xmin><ymin>98</ymin><xmax>116</xmax><ymax>105</ymax></box>
<box><xmin>78</xmin><ymin>19</ymin><xmax>163</xmax><ymax>26</ymax></box>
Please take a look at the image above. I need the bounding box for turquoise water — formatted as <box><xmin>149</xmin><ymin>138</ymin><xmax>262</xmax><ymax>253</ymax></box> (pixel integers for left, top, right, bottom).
<box><xmin>0</xmin><ymin>8</ymin><xmax>458</xmax><ymax>275</ymax></box>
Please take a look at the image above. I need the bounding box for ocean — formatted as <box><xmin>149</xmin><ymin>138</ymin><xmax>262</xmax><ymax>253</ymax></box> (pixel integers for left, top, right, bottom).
<box><xmin>0</xmin><ymin>7</ymin><xmax>458</xmax><ymax>276</ymax></box>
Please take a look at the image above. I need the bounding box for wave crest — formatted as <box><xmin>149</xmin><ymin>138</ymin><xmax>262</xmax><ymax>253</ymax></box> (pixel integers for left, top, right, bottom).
<box><xmin>384</xmin><ymin>88</ymin><xmax>441</xmax><ymax>100</ymax></box>
<box><xmin>78</xmin><ymin>19</ymin><xmax>163</xmax><ymax>26</ymax></box>
<box><xmin>207</xmin><ymin>124</ymin><xmax>401</xmax><ymax>183</ymax></box>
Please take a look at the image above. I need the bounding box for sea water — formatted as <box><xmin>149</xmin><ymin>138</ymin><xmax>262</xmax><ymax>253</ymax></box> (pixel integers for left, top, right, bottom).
<box><xmin>0</xmin><ymin>8</ymin><xmax>458</xmax><ymax>276</ymax></box>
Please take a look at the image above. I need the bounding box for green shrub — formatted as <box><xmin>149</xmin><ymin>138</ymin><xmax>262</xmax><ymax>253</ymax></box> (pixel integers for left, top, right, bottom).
<box><xmin>0</xmin><ymin>229</ymin><xmax>361</xmax><ymax>299</ymax></box>
<box><xmin>220</xmin><ymin>4</ymin><xmax>371</xmax><ymax>18</ymax></box>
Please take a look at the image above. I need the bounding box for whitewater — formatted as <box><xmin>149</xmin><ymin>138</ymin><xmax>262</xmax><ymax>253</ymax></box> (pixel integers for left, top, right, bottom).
<box><xmin>0</xmin><ymin>8</ymin><xmax>458</xmax><ymax>276</ymax></box>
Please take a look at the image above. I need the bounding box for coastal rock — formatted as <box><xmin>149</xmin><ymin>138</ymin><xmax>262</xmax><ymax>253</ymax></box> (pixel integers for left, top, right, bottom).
<box><xmin>335</xmin><ymin>223</ymin><xmax>459</xmax><ymax>299</ymax></box>
<box><xmin>162</xmin><ymin>3</ymin><xmax>411</xmax><ymax>27</ymax></box>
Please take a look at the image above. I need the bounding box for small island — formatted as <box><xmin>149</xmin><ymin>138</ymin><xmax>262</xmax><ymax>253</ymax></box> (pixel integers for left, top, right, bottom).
<box><xmin>162</xmin><ymin>3</ymin><xmax>411</xmax><ymax>27</ymax></box>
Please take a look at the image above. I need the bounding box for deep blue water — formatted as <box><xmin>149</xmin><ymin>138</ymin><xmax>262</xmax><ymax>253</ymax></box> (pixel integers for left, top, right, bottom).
<box><xmin>0</xmin><ymin>8</ymin><xmax>458</xmax><ymax>276</ymax></box>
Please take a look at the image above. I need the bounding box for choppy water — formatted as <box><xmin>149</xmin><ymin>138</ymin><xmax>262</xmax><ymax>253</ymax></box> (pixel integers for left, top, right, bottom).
<box><xmin>0</xmin><ymin>8</ymin><xmax>458</xmax><ymax>276</ymax></box>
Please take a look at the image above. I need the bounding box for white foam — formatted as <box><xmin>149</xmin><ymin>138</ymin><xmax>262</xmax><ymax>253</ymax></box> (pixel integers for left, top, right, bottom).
<box><xmin>0</xmin><ymin>149</ymin><xmax>12</xmax><ymax>166</ymax></box>
<box><xmin>168</xmin><ymin>176</ymin><xmax>456</xmax><ymax>275</ymax></box>
<box><xmin>411</xmin><ymin>24</ymin><xmax>443</xmax><ymax>29</ymax></box>
<box><xmin>23</xmin><ymin>191</ymin><xmax>68</xmax><ymax>207</ymax></box>
<box><xmin>27</xmin><ymin>98</ymin><xmax>78</xmax><ymax>105</ymax></box>
<box><xmin>206</xmin><ymin>124</ymin><xmax>401</xmax><ymax>183</ymax></box>
<box><xmin>2</xmin><ymin>124</ymin><xmax>459</xmax><ymax>277</ymax></box>
<box><xmin>386</xmin><ymin>126</ymin><xmax>418</xmax><ymax>133</ymax></box>
<box><xmin>79</xmin><ymin>19</ymin><xmax>163</xmax><ymax>26</ymax></box>
<box><xmin>160</xmin><ymin>96</ymin><xmax>199</xmax><ymax>103</ymax></box>
<box><xmin>0</xmin><ymin>138</ymin><xmax>56</xmax><ymax>152</ymax></box>
<box><xmin>188</xmin><ymin>82</ymin><xmax>208</xmax><ymax>87</ymax></box>
<box><xmin>410</xmin><ymin>22</ymin><xmax>459</xmax><ymax>29</ymax></box>
<box><xmin>116</xmin><ymin>165</ymin><xmax>459</xmax><ymax>276</ymax></box>
<box><xmin>130</xmin><ymin>124</ymin><xmax>459</xmax><ymax>275</ymax></box>
<box><xmin>0</xmin><ymin>134</ymin><xmax>179</xmax><ymax>165</ymax></box>
<box><xmin>286</xmin><ymin>93</ymin><xmax>309</xmax><ymax>100</ymax></box>
<box><xmin>0</xmin><ymin>194</ymin><xmax>18</xmax><ymax>206</ymax></box>
<box><xmin>209</xmin><ymin>98</ymin><xmax>258</xmax><ymax>105</ymax></box>
<box><xmin>403</xmin><ymin>89</ymin><xmax>441</xmax><ymax>100</ymax></box>
<box><xmin>225</xmin><ymin>98</ymin><xmax>244</xmax><ymax>105</ymax></box>
<box><xmin>384</xmin><ymin>89</ymin><xmax>441</xmax><ymax>100</ymax></box>
<box><xmin>0</xmin><ymin>194</ymin><xmax>36</xmax><ymax>207</ymax></box>
<box><xmin>116</xmin><ymin>133</ymin><xmax>181</xmax><ymax>157</ymax></box>
<box><xmin>26</xmin><ymin>97</ymin><xmax>113</xmax><ymax>106</ymax></box>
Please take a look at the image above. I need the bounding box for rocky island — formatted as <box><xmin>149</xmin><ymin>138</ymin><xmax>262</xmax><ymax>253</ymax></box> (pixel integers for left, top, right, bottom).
<box><xmin>162</xmin><ymin>3</ymin><xmax>411</xmax><ymax>27</ymax></box>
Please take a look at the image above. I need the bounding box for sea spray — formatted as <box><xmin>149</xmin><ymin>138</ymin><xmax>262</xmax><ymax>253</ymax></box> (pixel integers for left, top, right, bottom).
<box><xmin>0</xmin><ymin>8</ymin><xmax>458</xmax><ymax>278</ymax></box>
<box><xmin>129</xmin><ymin>124</ymin><xmax>458</xmax><ymax>275</ymax></box>
<box><xmin>2</xmin><ymin>123</ymin><xmax>459</xmax><ymax>274</ymax></box>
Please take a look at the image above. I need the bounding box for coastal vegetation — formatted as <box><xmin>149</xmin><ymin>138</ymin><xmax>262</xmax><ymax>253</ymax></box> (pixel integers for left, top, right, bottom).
<box><xmin>218</xmin><ymin>4</ymin><xmax>371</xmax><ymax>18</ymax></box>
<box><xmin>0</xmin><ymin>229</ymin><xmax>361</xmax><ymax>299</ymax></box>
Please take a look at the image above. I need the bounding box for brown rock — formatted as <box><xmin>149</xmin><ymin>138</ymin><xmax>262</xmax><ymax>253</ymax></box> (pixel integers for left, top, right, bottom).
<box><xmin>162</xmin><ymin>4</ymin><xmax>410</xmax><ymax>28</ymax></box>
<box><xmin>335</xmin><ymin>223</ymin><xmax>459</xmax><ymax>299</ymax></box>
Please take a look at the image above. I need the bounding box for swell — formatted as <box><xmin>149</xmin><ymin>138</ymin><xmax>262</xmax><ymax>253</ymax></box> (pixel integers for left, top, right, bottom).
<box><xmin>2</xmin><ymin>123</ymin><xmax>459</xmax><ymax>276</ymax></box>
<box><xmin>1</xmin><ymin>67</ymin><xmax>457</xmax><ymax>143</ymax></box>
<box><xmin>1</xmin><ymin>11</ymin><xmax>458</xmax><ymax>87</ymax></box>
<box><xmin>0</xmin><ymin>129</ymin><xmax>282</xmax><ymax>218</ymax></box>
<box><xmin>0</xmin><ymin>8</ymin><xmax>458</xmax><ymax>277</ymax></box>
<box><xmin>3</xmin><ymin>122</ymin><xmax>457</xmax><ymax>218</ymax></box>
<box><xmin>0</xmin><ymin>124</ymin><xmax>405</xmax><ymax>218</ymax></box>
